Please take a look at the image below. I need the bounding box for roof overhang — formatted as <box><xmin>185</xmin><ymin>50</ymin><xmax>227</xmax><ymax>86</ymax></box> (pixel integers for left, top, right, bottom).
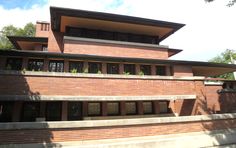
<box><xmin>50</xmin><ymin>7</ymin><xmax>185</xmax><ymax>42</ymax></box>
<box><xmin>7</xmin><ymin>36</ymin><xmax>48</xmax><ymax>50</ymax></box>
<box><xmin>1</xmin><ymin>50</ymin><xmax>236</xmax><ymax>77</ymax></box>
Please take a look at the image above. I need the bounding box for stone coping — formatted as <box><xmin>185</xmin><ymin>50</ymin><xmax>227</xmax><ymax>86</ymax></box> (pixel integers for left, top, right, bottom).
<box><xmin>0</xmin><ymin>70</ymin><xmax>205</xmax><ymax>81</ymax></box>
<box><xmin>204</xmin><ymin>81</ymin><xmax>224</xmax><ymax>86</ymax></box>
<box><xmin>0</xmin><ymin>113</ymin><xmax>236</xmax><ymax>130</ymax></box>
<box><xmin>0</xmin><ymin>95</ymin><xmax>197</xmax><ymax>101</ymax></box>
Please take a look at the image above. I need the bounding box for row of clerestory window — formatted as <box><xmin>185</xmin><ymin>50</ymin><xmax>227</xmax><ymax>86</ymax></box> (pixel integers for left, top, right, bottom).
<box><xmin>4</xmin><ymin>58</ymin><xmax>167</xmax><ymax>76</ymax></box>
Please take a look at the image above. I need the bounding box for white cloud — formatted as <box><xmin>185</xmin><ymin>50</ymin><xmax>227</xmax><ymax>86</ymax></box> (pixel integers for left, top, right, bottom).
<box><xmin>1</xmin><ymin>0</ymin><xmax>236</xmax><ymax>61</ymax></box>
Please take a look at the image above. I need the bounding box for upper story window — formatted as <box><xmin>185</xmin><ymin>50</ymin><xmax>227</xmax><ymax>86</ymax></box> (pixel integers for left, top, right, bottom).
<box><xmin>5</xmin><ymin>58</ymin><xmax>22</xmax><ymax>70</ymax></box>
<box><xmin>21</xmin><ymin>102</ymin><xmax>40</xmax><ymax>122</ymax></box>
<box><xmin>0</xmin><ymin>101</ymin><xmax>13</xmax><ymax>122</ymax></box>
<box><xmin>88</xmin><ymin>62</ymin><xmax>102</xmax><ymax>74</ymax></box>
<box><xmin>143</xmin><ymin>101</ymin><xmax>153</xmax><ymax>114</ymax></box>
<box><xmin>42</xmin><ymin>45</ymin><xmax>48</xmax><ymax>51</ymax></box>
<box><xmin>107</xmin><ymin>102</ymin><xmax>120</xmax><ymax>115</ymax></box>
<box><xmin>49</xmin><ymin>60</ymin><xmax>64</xmax><ymax>72</ymax></box>
<box><xmin>69</xmin><ymin>61</ymin><xmax>83</xmax><ymax>73</ymax></box>
<box><xmin>107</xmin><ymin>63</ymin><xmax>119</xmax><ymax>74</ymax></box>
<box><xmin>46</xmin><ymin>102</ymin><xmax>62</xmax><ymax>121</ymax></box>
<box><xmin>156</xmin><ymin>66</ymin><xmax>166</xmax><ymax>76</ymax></box>
<box><xmin>28</xmin><ymin>59</ymin><xmax>44</xmax><ymax>71</ymax></box>
<box><xmin>140</xmin><ymin>65</ymin><xmax>151</xmax><ymax>75</ymax></box>
<box><xmin>124</xmin><ymin>64</ymin><xmax>136</xmax><ymax>75</ymax></box>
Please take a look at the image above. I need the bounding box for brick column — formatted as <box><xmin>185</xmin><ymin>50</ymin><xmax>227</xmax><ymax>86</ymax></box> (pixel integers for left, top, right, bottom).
<box><xmin>0</xmin><ymin>56</ymin><xmax>6</xmax><ymax>70</ymax></box>
<box><xmin>102</xmin><ymin>102</ymin><xmax>107</xmax><ymax>116</ymax></box>
<box><xmin>120</xmin><ymin>101</ymin><xmax>126</xmax><ymax>115</ymax></box>
<box><xmin>43</xmin><ymin>59</ymin><xmax>49</xmax><ymax>71</ymax></box>
<box><xmin>61</xmin><ymin>101</ymin><xmax>68</xmax><ymax>121</ymax></box>
<box><xmin>12</xmin><ymin>101</ymin><xmax>23</xmax><ymax>122</ymax></box>
<box><xmin>64</xmin><ymin>59</ymin><xmax>69</xmax><ymax>72</ymax></box>
<box><xmin>102</xmin><ymin>62</ymin><xmax>107</xmax><ymax>74</ymax></box>
<box><xmin>22</xmin><ymin>57</ymin><xmax>28</xmax><ymax>70</ymax></box>
<box><xmin>166</xmin><ymin>66</ymin><xmax>171</xmax><ymax>76</ymax></box>
<box><xmin>119</xmin><ymin>63</ymin><xmax>124</xmax><ymax>74</ymax></box>
<box><xmin>151</xmin><ymin>65</ymin><xmax>156</xmax><ymax>75</ymax></box>
<box><xmin>135</xmin><ymin>64</ymin><xmax>140</xmax><ymax>75</ymax></box>
<box><xmin>83</xmin><ymin>61</ymin><xmax>89</xmax><ymax>73</ymax></box>
<box><xmin>137</xmin><ymin>101</ymin><xmax>144</xmax><ymax>115</ymax></box>
<box><xmin>83</xmin><ymin>101</ymin><xmax>88</xmax><ymax>117</ymax></box>
<box><xmin>39</xmin><ymin>102</ymin><xmax>46</xmax><ymax>118</ymax></box>
<box><xmin>153</xmin><ymin>101</ymin><xmax>160</xmax><ymax>114</ymax></box>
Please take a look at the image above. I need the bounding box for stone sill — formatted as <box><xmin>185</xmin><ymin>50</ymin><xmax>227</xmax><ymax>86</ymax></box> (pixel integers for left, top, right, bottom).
<box><xmin>0</xmin><ymin>70</ymin><xmax>205</xmax><ymax>81</ymax></box>
<box><xmin>0</xmin><ymin>113</ymin><xmax>236</xmax><ymax>130</ymax></box>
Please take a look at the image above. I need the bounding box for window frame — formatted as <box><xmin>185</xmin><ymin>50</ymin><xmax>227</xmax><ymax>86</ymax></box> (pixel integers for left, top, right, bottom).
<box><xmin>48</xmin><ymin>60</ymin><xmax>64</xmax><ymax>72</ymax></box>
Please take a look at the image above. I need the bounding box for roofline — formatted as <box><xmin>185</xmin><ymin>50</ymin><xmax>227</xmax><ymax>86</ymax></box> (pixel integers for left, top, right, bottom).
<box><xmin>50</xmin><ymin>6</ymin><xmax>185</xmax><ymax>42</ymax></box>
<box><xmin>7</xmin><ymin>36</ymin><xmax>48</xmax><ymax>50</ymax></box>
<box><xmin>0</xmin><ymin>50</ymin><xmax>236</xmax><ymax>70</ymax></box>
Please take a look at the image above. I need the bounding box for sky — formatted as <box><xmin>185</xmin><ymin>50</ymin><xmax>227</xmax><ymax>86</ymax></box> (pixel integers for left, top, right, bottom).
<box><xmin>0</xmin><ymin>0</ymin><xmax>236</xmax><ymax>61</ymax></box>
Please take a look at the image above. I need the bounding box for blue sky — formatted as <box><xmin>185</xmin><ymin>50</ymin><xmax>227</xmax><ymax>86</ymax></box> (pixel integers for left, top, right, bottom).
<box><xmin>0</xmin><ymin>0</ymin><xmax>236</xmax><ymax>61</ymax></box>
<box><xmin>0</xmin><ymin>0</ymin><xmax>47</xmax><ymax>9</ymax></box>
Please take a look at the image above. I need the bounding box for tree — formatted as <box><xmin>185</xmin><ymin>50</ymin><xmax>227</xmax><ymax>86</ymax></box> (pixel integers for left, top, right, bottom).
<box><xmin>209</xmin><ymin>49</ymin><xmax>236</xmax><ymax>80</ymax></box>
<box><xmin>0</xmin><ymin>23</ymin><xmax>35</xmax><ymax>50</ymax></box>
<box><xmin>205</xmin><ymin>0</ymin><xmax>236</xmax><ymax>7</ymax></box>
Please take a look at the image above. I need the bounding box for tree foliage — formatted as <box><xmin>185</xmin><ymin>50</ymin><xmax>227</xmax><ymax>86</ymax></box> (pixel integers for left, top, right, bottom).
<box><xmin>209</xmin><ymin>49</ymin><xmax>236</xmax><ymax>80</ymax></box>
<box><xmin>205</xmin><ymin>0</ymin><xmax>236</xmax><ymax>7</ymax></box>
<box><xmin>0</xmin><ymin>23</ymin><xmax>35</xmax><ymax>50</ymax></box>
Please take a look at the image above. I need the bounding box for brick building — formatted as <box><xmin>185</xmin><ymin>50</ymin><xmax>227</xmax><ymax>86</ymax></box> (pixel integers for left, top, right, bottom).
<box><xmin>1</xmin><ymin>7</ymin><xmax>236</xmax><ymax>147</ymax></box>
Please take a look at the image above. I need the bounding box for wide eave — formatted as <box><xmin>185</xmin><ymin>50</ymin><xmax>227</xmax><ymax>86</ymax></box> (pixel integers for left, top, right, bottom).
<box><xmin>50</xmin><ymin>7</ymin><xmax>185</xmax><ymax>42</ymax></box>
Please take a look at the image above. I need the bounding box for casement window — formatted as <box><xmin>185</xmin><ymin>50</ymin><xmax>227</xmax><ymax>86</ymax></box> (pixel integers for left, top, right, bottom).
<box><xmin>88</xmin><ymin>62</ymin><xmax>102</xmax><ymax>73</ymax></box>
<box><xmin>140</xmin><ymin>65</ymin><xmax>151</xmax><ymax>75</ymax></box>
<box><xmin>49</xmin><ymin>60</ymin><xmax>64</xmax><ymax>72</ymax></box>
<box><xmin>107</xmin><ymin>102</ymin><xmax>120</xmax><ymax>115</ymax></box>
<box><xmin>46</xmin><ymin>102</ymin><xmax>62</xmax><ymax>121</ymax></box>
<box><xmin>21</xmin><ymin>102</ymin><xmax>40</xmax><ymax>122</ymax></box>
<box><xmin>124</xmin><ymin>64</ymin><xmax>136</xmax><ymax>75</ymax></box>
<box><xmin>0</xmin><ymin>102</ymin><xmax>13</xmax><ymax>122</ymax></box>
<box><xmin>67</xmin><ymin>102</ymin><xmax>83</xmax><ymax>121</ymax></box>
<box><xmin>28</xmin><ymin>59</ymin><xmax>44</xmax><ymax>71</ymax></box>
<box><xmin>156</xmin><ymin>66</ymin><xmax>166</xmax><ymax>76</ymax></box>
<box><xmin>42</xmin><ymin>45</ymin><xmax>48</xmax><ymax>51</ymax></box>
<box><xmin>159</xmin><ymin>101</ymin><xmax>169</xmax><ymax>113</ymax></box>
<box><xmin>88</xmin><ymin>102</ymin><xmax>101</xmax><ymax>116</ymax></box>
<box><xmin>125</xmin><ymin>102</ymin><xmax>137</xmax><ymax>115</ymax></box>
<box><xmin>107</xmin><ymin>63</ymin><xmax>119</xmax><ymax>74</ymax></box>
<box><xmin>5</xmin><ymin>58</ymin><xmax>23</xmax><ymax>70</ymax></box>
<box><xmin>143</xmin><ymin>101</ymin><xmax>153</xmax><ymax>114</ymax></box>
<box><xmin>69</xmin><ymin>61</ymin><xmax>83</xmax><ymax>73</ymax></box>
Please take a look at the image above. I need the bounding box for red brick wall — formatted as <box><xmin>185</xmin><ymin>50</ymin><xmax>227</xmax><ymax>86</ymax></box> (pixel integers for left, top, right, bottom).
<box><xmin>47</xmin><ymin>30</ymin><xmax>64</xmax><ymax>52</ymax></box>
<box><xmin>35</xmin><ymin>22</ymin><xmax>49</xmax><ymax>38</ymax></box>
<box><xmin>64</xmin><ymin>40</ymin><xmax>169</xmax><ymax>59</ymax></box>
<box><xmin>205</xmin><ymin>85</ymin><xmax>221</xmax><ymax>113</ymax></box>
<box><xmin>173</xmin><ymin>65</ymin><xmax>193</xmax><ymax>77</ymax></box>
<box><xmin>0</xmin><ymin>75</ymin><xmax>197</xmax><ymax>96</ymax></box>
<box><xmin>0</xmin><ymin>118</ymin><xmax>235</xmax><ymax>144</ymax></box>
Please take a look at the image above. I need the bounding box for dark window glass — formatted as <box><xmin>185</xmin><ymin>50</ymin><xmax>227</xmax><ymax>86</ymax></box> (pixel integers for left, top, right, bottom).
<box><xmin>21</xmin><ymin>102</ymin><xmax>40</xmax><ymax>122</ymax></box>
<box><xmin>0</xmin><ymin>102</ymin><xmax>13</xmax><ymax>122</ymax></box>
<box><xmin>69</xmin><ymin>61</ymin><xmax>83</xmax><ymax>73</ymax></box>
<box><xmin>28</xmin><ymin>59</ymin><xmax>44</xmax><ymax>71</ymax></box>
<box><xmin>88</xmin><ymin>62</ymin><xmax>102</xmax><ymax>73</ymax></box>
<box><xmin>46</xmin><ymin>102</ymin><xmax>62</xmax><ymax>121</ymax></box>
<box><xmin>107</xmin><ymin>102</ymin><xmax>120</xmax><ymax>115</ymax></box>
<box><xmin>128</xmin><ymin>34</ymin><xmax>142</xmax><ymax>42</ymax></box>
<box><xmin>140</xmin><ymin>65</ymin><xmax>151</xmax><ymax>75</ymax></box>
<box><xmin>125</xmin><ymin>102</ymin><xmax>137</xmax><ymax>115</ymax></box>
<box><xmin>68</xmin><ymin>102</ymin><xmax>82</xmax><ymax>121</ymax></box>
<box><xmin>156</xmin><ymin>66</ymin><xmax>166</xmax><ymax>76</ymax></box>
<box><xmin>124</xmin><ymin>64</ymin><xmax>136</xmax><ymax>75</ymax></box>
<box><xmin>88</xmin><ymin>102</ymin><xmax>101</xmax><ymax>116</ymax></box>
<box><xmin>42</xmin><ymin>45</ymin><xmax>48</xmax><ymax>51</ymax></box>
<box><xmin>49</xmin><ymin>60</ymin><xmax>64</xmax><ymax>72</ymax></box>
<box><xmin>5</xmin><ymin>58</ymin><xmax>22</xmax><ymax>70</ymax></box>
<box><xmin>159</xmin><ymin>101</ymin><xmax>170</xmax><ymax>114</ymax></box>
<box><xmin>117</xmin><ymin>32</ymin><xmax>129</xmax><ymax>41</ymax></box>
<box><xmin>143</xmin><ymin>101</ymin><xmax>153</xmax><ymax>114</ymax></box>
<box><xmin>99</xmin><ymin>30</ymin><xmax>114</xmax><ymax>40</ymax></box>
<box><xmin>107</xmin><ymin>63</ymin><xmax>119</xmax><ymax>74</ymax></box>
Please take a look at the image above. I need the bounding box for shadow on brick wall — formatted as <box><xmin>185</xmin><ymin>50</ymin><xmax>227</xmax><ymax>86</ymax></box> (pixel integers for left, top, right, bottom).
<box><xmin>0</xmin><ymin>71</ymin><xmax>61</xmax><ymax>147</ymax></box>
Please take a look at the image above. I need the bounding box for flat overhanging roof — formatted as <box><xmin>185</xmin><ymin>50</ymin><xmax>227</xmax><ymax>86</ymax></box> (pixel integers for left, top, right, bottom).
<box><xmin>0</xmin><ymin>49</ymin><xmax>236</xmax><ymax>77</ymax></box>
<box><xmin>7</xmin><ymin>36</ymin><xmax>48</xmax><ymax>50</ymax></box>
<box><xmin>50</xmin><ymin>7</ymin><xmax>185</xmax><ymax>42</ymax></box>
